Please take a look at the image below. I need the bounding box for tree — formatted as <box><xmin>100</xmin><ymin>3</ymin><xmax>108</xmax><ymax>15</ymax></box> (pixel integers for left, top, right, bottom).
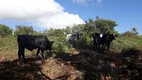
<box><xmin>95</xmin><ymin>19</ymin><xmax>118</xmax><ymax>34</ymax></box>
<box><xmin>0</xmin><ymin>24</ymin><xmax>13</xmax><ymax>37</ymax></box>
<box><xmin>82</xmin><ymin>18</ymin><xmax>98</xmax><ymax>36</ymax></box>
<box><xmin>122</xmin><ymin>27</ymin><xmax>139</xmax><ymax>37</ymax></box>
<box><xmin>89</xmin><ymin>18</ymin><xmax>94</xmax><ymax>23</ymax></box>
<box><xmin>47</xmin><ymin>28</ymin><xmax>55</xmax><ymax>36</ymax></box>
<box><xmin>64</xmin><ymin>26</ymin><xmax>72</xmax><ymax>34</ymax></box>
<box><xmin>14</xmin><ymin>25</ymin><xmax>34</xmax><ymax>36</ymax></box>
<box><xmin>122</xmin><ymin>31</ymin><xmax>136</xmax><ymax>37</ymax></box>
<box><xmin>132</xmin><ymin>27</ymin><xmax>138</xmax><ymax>34</ymax></box>
<box><xmin>96</xmin><ymin>16</ymin><xmax>100</xmax><ymax>21</ymax></box>
<box><xmin>72</xmin><ymin>24</ymin><xmax>84</xmax><ymax>32</ymax></box>
<box><xmin>45</xmin><ymin>28</ymin><xmax>65</xmax><ymax>37</ymax></box>
<box><xmin>53</xmin><ymin>29</ymin><xmax>65</xmax><ymax>37</ymax></box>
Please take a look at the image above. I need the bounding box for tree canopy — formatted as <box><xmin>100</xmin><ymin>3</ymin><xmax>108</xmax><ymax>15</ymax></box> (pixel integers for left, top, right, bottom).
<box><xmin>0</xmin><ymin>24</ymin><xmax>13</xmax><ymax>37</ymax></box>
<box><xmin>14</xmin><ymin>25</ymin><xmax>35</xmax><ymax>36</ymax></box>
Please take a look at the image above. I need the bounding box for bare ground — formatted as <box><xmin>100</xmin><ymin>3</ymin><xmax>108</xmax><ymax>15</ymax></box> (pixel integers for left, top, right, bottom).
<box><xmin>1</xmin><ymin>49</ymin><xmax>142</xmax><ymax>80</ymax></box>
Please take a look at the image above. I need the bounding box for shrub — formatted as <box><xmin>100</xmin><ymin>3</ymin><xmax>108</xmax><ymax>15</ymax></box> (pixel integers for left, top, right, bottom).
<box><xmin>49</xmin><ymin>37</ymin><xmax>72</xmax><ymax>53</ymax></box>
<box><xmin>110</xmin><ymin>36</ymin><xmax>142</xmax><ymax>51</ymax></box>
<box><xmin>0</xmin><ymin>35</ymin><xmax>17</xmax><ymax>52</ymax></box>
<box><xmin>0</xmin><ymin>24</ymin><xmax>13</xmax><ymax>37</ymax></box>
<box><xmin>14</xmin><ymin>25</ymin><xmax>35</xmax><ymax>36</ymax></box>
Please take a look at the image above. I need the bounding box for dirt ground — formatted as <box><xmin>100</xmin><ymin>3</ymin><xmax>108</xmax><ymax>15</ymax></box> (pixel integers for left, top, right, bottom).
<box><xmin>1</xmin><ymin>49</ymin><xmax>142</xmax><ymax>80</ymax></box>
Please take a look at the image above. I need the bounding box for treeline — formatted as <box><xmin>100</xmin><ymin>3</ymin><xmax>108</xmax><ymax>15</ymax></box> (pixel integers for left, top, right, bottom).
<box><xmin>0</xmin><ymin>16</ymin><xmax>142</xmax><ymax>52</ymax></box>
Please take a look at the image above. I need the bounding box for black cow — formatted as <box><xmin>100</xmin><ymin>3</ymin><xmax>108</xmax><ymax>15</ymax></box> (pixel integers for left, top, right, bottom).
<box><xmin>92</xmin><ymin>33</ymin><xmax>103</xmax><ymax>52</ymax></box>
<box><xmin>92</xmin><ymin>33</ymin><xmax>118</xmax><ymax>52</ymax></box>
<box><xmin>102</xmin><ymin>33</ymin><xmax>118</xmax><ymax>50</ymax></box>
<box><xmin>17</xmin><ymin>35</ymin><xmax>54</xmax><ymax>63</ymax></box>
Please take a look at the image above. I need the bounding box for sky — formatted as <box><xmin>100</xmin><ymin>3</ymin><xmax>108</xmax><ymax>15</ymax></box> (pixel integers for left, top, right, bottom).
<box><xmin>0</xmin><ymin>0</ymin><xmax>141</xmax><ymax>34</ymax></box>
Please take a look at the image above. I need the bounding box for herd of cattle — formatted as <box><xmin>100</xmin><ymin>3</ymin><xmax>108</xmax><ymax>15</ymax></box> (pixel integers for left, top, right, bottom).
<box><xmin>92</xmin><ymin>33</ymin><xmax>118</xmax><ymax>52</ymax></box>
<box><xmin>66</xmin><ymin>32</ymin><xmax>118</xmax><ymax>52</ymax></box>
<box><xmin>17</xmin><ymin>33</ymin><xmax>117</xmax><ymax>63</ymax></box>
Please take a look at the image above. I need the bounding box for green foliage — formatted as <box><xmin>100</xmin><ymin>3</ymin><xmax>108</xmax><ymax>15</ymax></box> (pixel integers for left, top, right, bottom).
<box><xmin>132</xmin><ymin>27</ymin><xmax>138</xmax><ymax>34</ymax></box>
<box><xmin>110</xmin><ymin>35</ymin><xmax>142</xmax><ymax>51</ymax></box>
<box><xmin>121</xmin><ymin>27</ymin><xmax>139</xmax><ymax>37</ymax></box>
<box><xmin>41</xmin><ymin>28</ymin><xmax>66</xmax><ymax>37</ymax></box>
<box><xmin>48</xmin><ymin>37</ymin><xmax>72</xmax><ymax>52</ymax></box>
<box><xmin>54</xmin><ymin>29</ymin><xmax>66</xmax><ymax>37</ymax></box>
<box><xmin>40</xmin><ymin>29</ymin><xmax>72</xmax><ymax>53</ymax></box>
<box><xmin>0</xmin><ymin>24</ymin><xmax>13</xmax><ymax>37</ymax></box>
<box><xmin>1</xmin><ymin>16</ymin><xmax>142</xmax><ymax>57</ymax></box>
<box><xmin>95</xmin><ymin>19</ymin><xmax>118</xmax><ymax>34</ymax></box>
<box><xmin>75</xmin><ymin>35</ymin><xmax>88</xmax><ymax>49</ymax></box>
<box><xmin>46</xmin><ymin>28</ymin><xmax>55</xmax><ymax>36</ymax></box>
<box><xmin>122</xmin><ymin>31</ymin><xmax>137</xmax><ymax>37</ymax></box>
<box><xmin>0</xmin><ymin>35</ymin><xmax>17</xmax><ymax>51</ymax></box>
<box><xmin>14</xmin><ymin>25</ymin><xmax>35</xmax><ymax>36</ymax></box>
<box><xmin>63</xmin><ymin>26</ymin><xmax>72</xmax><ymax>34</ymax></box>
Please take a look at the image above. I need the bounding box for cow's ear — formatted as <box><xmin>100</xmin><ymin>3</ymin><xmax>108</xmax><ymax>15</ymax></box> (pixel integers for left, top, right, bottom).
<box><xmin>50</xmin><ymin>41</ymin><xmax>54</xmax><ymax>44</ymax></box>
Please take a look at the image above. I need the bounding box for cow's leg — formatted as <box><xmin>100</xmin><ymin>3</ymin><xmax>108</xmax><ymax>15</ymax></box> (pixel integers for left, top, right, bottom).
<box><xmin>36</xmin><ymin>48</ymin><xmax>40</xmax><ymax>56</ymax></box>
<box><xmin>102</xmin><ymin>44</ymin><xmax>104</xmax><ymax>51</ymax></box>
<box><xmin>93</xmin><ymin>42</ymin><xmax>98</xmax><ymax>51</ymax></box>
<box><xmin>41</xmin><ymin>49</ymin><xmax>45</xmax><ymax>61</ymax></box>
<box><xmin>20</xmin><ymin>48</ymin><xmax>27</xmax><ymax>63</ymax></box>
<box><xmin>102</xmin><ymin>43</ymin><xmax>107</xmax><ymax>52</ymax></box>
<box><xmin>46</xmin><ymin>49</ymin><xmax>53</xmax><ymax>58</ymax></box>
<box><xmin>18</xmin><ymin>46</ymin><xmax>26</xmax><ymax>63</ymax></box>
<box><xmin>93</xmin><ymin>43</ymin><xmax>96</xmax><ymax>51</ymax></box>
<box><xmin>100</xmin><ymin>42</ymin><xmax>104</xmax><ymax>53</ymax></box>
<box><xmin>18</xmin><ymin>46</ymin><xmax>22</xmax><ymax>61</ymax></box>
<box><xmin>98</xmin><ymin>44</ymin><xmax>101</xmax><ymax>53</ymax></box>
<box><xmin>103</xmin><ymin>44</ymin><xmax>106</xmax><ymax>50</ymax></box>
<box><xmin>106</xmin><ymin>43</ymin><xmax>110</xmax><ymax>50</ymax></box>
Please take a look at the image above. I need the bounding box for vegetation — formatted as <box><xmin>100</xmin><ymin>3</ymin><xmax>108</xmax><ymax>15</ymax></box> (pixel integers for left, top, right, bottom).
<box><xmin>0</xmin><ymin>16</ymin><xmax>142</xmax><ymax>53</ymax></box>
<box><xmin>14</xmin><ymin>25</ymin><xmax>37</xmax><ymax>36</ymax></box>
<box><xmin>0</xmin><ymin>24</ymin><xmax>13</xmax><ymax>37</ymax></box>
<box><xmin>1</xmin><ymin>16</ymin><xmax>142</xmax><ymax>80</ymax></box>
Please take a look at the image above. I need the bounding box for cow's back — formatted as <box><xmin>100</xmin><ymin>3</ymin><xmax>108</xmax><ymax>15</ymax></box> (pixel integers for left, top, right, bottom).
<box><xmin>17</xmin><ymin>35</ymin><xmax>36</xmax><ymax>50</ymax></box>
<box><xmin>103</xmin><ymin>34</ymin><xmax>115</xmax><ymax>43</ymax></box>
<box><xmin>17</xmin><ymin>35</ymin><xmax>35</xmax><ymax>45</ymax></box>
<box><xmin>17</xmin><ymin>35</ymin><xmax>50</xmax><ymax>50</ymax></box>
<box><xmin>33</xmin><ymin>36</ymin><xmax>50</xmax><ymax>49</ymax></box>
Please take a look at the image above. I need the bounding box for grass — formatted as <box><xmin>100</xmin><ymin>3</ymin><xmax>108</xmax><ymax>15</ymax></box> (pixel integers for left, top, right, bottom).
<box><xmin>1</xmin><ymin>35</ymin><xmax>142</xmax><ymax>56</ymax></box>
<box><xmin>0</xmin><ymin>35</ymin><xmax>17</xmax><ymax>52</ymax></box>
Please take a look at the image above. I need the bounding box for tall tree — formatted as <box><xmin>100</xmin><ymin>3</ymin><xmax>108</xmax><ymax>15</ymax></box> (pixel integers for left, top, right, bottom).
<box><xmin>83</xmin><ymin>18</ymin><xmax>98</xmax><ymax>35</ymax></box>
<box><xmin>0</xmin><ymin>24</ymin><xmax>13</xmax><ymax>37</ymax></box>
<box><xmin>14</xmin><ymin>25</ymin><xmax>34</xmax><ymax>36</ymax></box>
<box><xmin>95</xmin><ymin>19</ymin><xmax>118</xmax><ymax>34</ymax></box>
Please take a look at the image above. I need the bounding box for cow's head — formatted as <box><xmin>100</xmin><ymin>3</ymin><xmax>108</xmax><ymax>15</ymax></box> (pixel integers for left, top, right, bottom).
<box><xmin>111</xmin><ymin>33</ymin><xmax>118</xmax><ymax>40</ymax></box>
<box><xmin>48</xmin><ymin>41</ymin><xmax>54</xmax><ymax>51</ymax></box>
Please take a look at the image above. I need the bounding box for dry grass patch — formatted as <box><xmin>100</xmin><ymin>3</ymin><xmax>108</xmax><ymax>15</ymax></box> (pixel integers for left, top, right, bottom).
<box><xmin>41</xmin><ymin>58</ymin><xmax>83</xmax><ymax>80</ymax></box>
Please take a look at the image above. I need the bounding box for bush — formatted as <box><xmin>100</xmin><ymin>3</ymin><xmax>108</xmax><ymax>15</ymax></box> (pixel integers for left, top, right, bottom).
<box><xmin>48</xmin><ymin>37</ymin><xmax>72</xmax><ymax>53</ymax></box>
<box><xmin>110</xmin><ymin>36</ymin><xmax>142</xmax><ymax>51</ymax></box>
<box><xmin>0</xmin><ymin>24</ymin><xmax>13</xmax><ymax>37</ymax></box>
<box><xmin>14</xmin><ymin>25</ymin><xmax>35</xmax><ymax>36</ymax></box>
<box><xmin>0</xmin><ymin>35</ymin><xmax>17</xmax><ymax>52</ymax></box>
<box><xmin>76</xmin><ymin>36</ymin><xmax>89</xmax><ymax>49</ymax></box>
